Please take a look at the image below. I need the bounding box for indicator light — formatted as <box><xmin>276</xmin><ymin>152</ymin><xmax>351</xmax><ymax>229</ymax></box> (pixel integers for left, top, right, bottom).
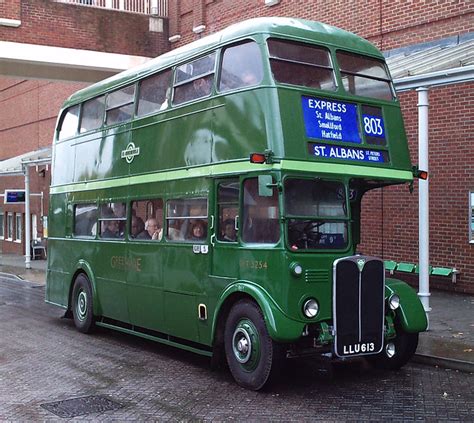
<box><xmin>250</xmin><ymin>153</ymin><xmax>266</xmax><ymax>164</ymax></box>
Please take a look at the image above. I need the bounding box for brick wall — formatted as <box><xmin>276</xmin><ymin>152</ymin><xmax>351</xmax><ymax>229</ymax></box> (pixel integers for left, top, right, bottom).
<box><xmin>360</xmin><ymin>83</ymin><xmax>474</xmax><ymax>294</ymax></box>
<box><xmin>169</xmin><ymin>0</ymin><xmax>473</xmax><ymax>51</ymax></box>
<box><xmin>0</xmin><ymin>77</ymin><xmax>76</xmax><ymax>254</ymax></box>
<box><xmin>0</xmin><ymin>0</ymin><xmax>169</xmax><ymax>56</ymax></box>
<box><xmin>0</xmin><ymin>78</ymin><xmax>87</xmax><ymax>160</ymax></box>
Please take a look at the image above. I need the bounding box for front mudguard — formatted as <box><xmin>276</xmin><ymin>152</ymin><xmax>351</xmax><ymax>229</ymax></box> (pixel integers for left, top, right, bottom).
<box><xmin>212</xmin><ymin>281</ymin><xmax>305</xmax><ymax>343</ymax></box>
<box><xmin>386</xmin><ymin>278</ymin><xmax>428</xmax><ymax>333</ymax></box>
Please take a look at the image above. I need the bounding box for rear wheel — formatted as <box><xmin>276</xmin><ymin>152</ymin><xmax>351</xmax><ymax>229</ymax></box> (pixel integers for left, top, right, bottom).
<box><xmin>224</xmin><ymin>300</ymin><xmax>280</xmax><ymax>390</ymax></box>
<box><xmin>71</xmin><ymin>274</ymin><xmax>95</xmax><ymax>334</ymax></box>
<box><xmin>369</xmin><ymin>330</ymin><xmax>418</xmax><ymax>370</ymax></box>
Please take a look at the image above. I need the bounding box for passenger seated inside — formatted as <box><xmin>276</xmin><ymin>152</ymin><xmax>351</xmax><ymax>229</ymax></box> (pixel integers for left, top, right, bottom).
<box><xmin>137</xmin><ymin>218</ymin><xmax>162</xmax><ymax>240</ymax></box>
<box><xmin>189</xmin><ymin>220</ymin><xmax>207</xmax><ymax>241</ymax></box>
<box><xmin>222</xmin><ymin>219</ymin><xmax>236</xmax><ymax>242</ymax></box>
<box><xmin>130</xmin><ymin>216</ymin><xmax>145</xmax><ymax>239</ymax></box>
<box><xmin>101</xmin><ymin>219</ymin><xmax>120</xmax><ymax>239</ymax></box>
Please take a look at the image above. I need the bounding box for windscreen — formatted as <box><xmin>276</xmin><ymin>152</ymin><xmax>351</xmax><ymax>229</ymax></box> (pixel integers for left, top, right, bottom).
<box><xmin>284</xmin><ymin>178</ymin><xmax>348</xmax><ymax>250</ymax></box>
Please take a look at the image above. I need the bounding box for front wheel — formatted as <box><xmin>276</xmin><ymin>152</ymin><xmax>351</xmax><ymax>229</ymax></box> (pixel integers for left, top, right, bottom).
<box><xmin>224</xmin><ymin>300</ymin><xmax>280</xmax><ymax>390</ymax></box>
<box><xmin>369</xmin><ymin>330</ymin><xmax>419</xmax><ymax>370</ymax></box>
<box><xmin>71</xmin><ymin>274</ymin><xmax>95</xmax><ymax>334</ymax></box>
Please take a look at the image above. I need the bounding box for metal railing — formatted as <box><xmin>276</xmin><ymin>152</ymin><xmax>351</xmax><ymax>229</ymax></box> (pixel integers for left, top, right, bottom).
<box><xmin>55</xmin><ymin>0</ymin><xmax>168</xmax><ymax>17</ymax></box>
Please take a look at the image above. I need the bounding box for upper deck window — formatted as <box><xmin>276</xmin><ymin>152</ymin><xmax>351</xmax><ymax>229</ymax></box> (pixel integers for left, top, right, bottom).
<box><xmin>219</xmin><ymin>41</ymin><xmax>263</xmax><ymax>92</ymax></box>
<box><xmin>106</xmin><ymin>84</ymin><xmax>135</xmax><ymax>125</ymax></box>
<box><xmin>80</xmin><ymin>96</ymin><xmax>105</xmax><ymax>133</ymax></box>
<box><xmin>173</xmin><ymin>53</ymin><xmax>216</xmax><ymax>105</ymax></box>
<box><xmin>337</xmin><ymin>51</ymin><xmax>393</xmax><ymax>101</ymax></box>
<box><xmin>137</xmin><ymin>69</ymin><xmax>171</xmax><ymax>116</ymax></box>
<box><xmin>268</xmin><ymin>39</ymin><xmax>336</xmax><ymax>91</ymax></box>
<box><xmin>58</xmin><ymin>105</ymin><xmax>80</xmax><ymax>140</ymax></box>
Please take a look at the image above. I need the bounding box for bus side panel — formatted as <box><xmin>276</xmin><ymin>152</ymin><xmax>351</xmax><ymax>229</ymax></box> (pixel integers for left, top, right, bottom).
<box><xmin>45</xmin><ymin>241</ymin><xmax>70</xmax><ymax>308</ymax></box>
<box><xmin>130</xmin><ymin>103</ymin><xmax>213</xmax><ymax>174</ymax></box>
<box><xmin>46</xmin><ymin>193</ymin><xmax>71</xmax><ymax>306</ymax></box>
<box><xmin>162</xmin><ymin>242</ymin><xmax>209</xmax><ymax>342</ymax></box>
<box><xmin>211</xmin><ymin>90</ymin><xmax>269</xmax><ymax>162</ymax></box>
<box><xmin>126</xmin><ymin>242</ymin><xmax>165</xmax><ymax>332</ymax></box>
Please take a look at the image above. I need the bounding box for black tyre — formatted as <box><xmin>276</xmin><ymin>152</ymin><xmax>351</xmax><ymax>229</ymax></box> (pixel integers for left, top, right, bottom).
<box><xmin>71</xmin><ymin>274</ymin><xmax>95</xmax><ymax>334</ymax></box>
<box><xmin>224</xmin><ymin>300</ymin><xmax>280</xmax><ymax>390</ymax></box>
<box><xmin>369</xmin><ymin>330</ymin><xmax>418</xmax><ymax>370</ymax></box>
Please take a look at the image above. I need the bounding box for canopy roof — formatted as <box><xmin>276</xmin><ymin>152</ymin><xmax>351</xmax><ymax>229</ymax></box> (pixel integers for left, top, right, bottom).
<box><xmin>0</xmin><ymin>147</ymin><xmax>51</xmax><ymax>176</ymax></box>
<box><xmin>386</xmin><ymin>33</ymin><xmax>474</xmax><ymax>91</ymax></box>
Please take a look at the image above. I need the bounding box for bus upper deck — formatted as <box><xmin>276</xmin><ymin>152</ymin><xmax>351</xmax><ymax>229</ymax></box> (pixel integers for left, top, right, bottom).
<box><xmin>52</xmin><ymin>17</ymin><xmax>413</xmax><ymax>190</ymax></box>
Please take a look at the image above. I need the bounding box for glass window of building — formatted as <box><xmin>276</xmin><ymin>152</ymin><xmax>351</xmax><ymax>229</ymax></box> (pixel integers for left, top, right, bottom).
<box><xmin>15</xmin><ymin>213</ymin><xmax>22</xmax><ymax>242</ymax></box>
<box><xmin>0</xmin><ymin>208</ymin><xmax>4</xmax><ymax>239</ymax></box>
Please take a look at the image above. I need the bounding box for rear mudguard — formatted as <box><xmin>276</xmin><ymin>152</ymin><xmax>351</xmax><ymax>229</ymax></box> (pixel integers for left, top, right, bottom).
<box><xmin>386</xmin><ymin>278</ymin><xmax>428</xmax><ymax>333</ymax></box>
<box><xmin>72</xmin><ymin>260</ymin><xmax>102</xmax><ymax>316</ymax></box>
<box><xmin>212</xmin><ymin>281</ymin><xmax>305</xmax><ymax>343</ymax></box>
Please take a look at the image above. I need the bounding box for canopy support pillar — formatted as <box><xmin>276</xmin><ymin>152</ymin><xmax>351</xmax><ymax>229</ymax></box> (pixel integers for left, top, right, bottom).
<box><xmin>417</xmin><ymin>87</ymin><xmax>430</xmax><ymax>326</ymax></box>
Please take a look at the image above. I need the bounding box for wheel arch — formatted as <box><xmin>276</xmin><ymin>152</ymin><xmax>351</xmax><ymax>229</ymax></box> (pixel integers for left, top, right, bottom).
<box><xmin>211</xmin><ymin>281</ymin><xmax>304</xmax><ymax>348</ymax></box>
<box><xmin>68</xmin><ymin>260</ymin><xmax>101</xmax><ymax>316</ymax></box>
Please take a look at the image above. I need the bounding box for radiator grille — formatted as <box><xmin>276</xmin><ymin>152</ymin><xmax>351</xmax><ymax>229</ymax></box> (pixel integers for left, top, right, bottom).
<box><xmin>305</xmin><ymin>269</ymin><xmax>329</xmax><ymax>284</ymax></box>
<box><xmin>333</xmin><ymin>256</ymin><xmax>385</xmax><ymax>358</ymax></box>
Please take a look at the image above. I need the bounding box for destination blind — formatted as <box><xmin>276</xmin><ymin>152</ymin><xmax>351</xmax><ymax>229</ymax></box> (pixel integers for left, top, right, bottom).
<box><xmin>308</xmin><ymin>143</ymin><xmax>389</xmax><ymax>164</ymax></box>
<box><xmin>302</xmin><ymin>96</ymin><xmax>361</xmax><ymax>143</ymax></box>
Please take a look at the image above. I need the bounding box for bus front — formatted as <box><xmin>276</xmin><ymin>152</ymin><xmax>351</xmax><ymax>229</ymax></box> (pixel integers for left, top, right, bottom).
<box><xmin>262</xmin><ymin>28</ymin><xmax>427</xmax><ymax>368</ymax></box>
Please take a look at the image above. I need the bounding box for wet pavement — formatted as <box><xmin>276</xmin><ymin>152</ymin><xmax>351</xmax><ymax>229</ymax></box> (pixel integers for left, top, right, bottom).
<box><xmin>0</xmin><ymin>275</ymin><xmax>473</xmax><ymax>421</ymax></box>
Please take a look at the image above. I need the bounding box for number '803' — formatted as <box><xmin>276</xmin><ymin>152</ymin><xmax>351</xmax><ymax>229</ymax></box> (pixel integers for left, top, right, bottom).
<box><xmin>363</xmin><ymin>115</ymin><xmax>384</xmax><ymax>137</ymax></box>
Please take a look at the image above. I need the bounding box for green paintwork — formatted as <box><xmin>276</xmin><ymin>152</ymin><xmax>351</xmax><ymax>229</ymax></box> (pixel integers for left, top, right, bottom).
<box><xmin>212</xmin><ymin>280</ymin><xmax>305</xmax><ymax>343</ymax></box>
<box><xmin>46</xmin><ymin>18</ymin><xmax>426</xmax><ymax>360</ymax></box>
<box><xmin>386</xmin><ymin>278</ymin><xmax>429</xmax><ymax>333</ymax></box>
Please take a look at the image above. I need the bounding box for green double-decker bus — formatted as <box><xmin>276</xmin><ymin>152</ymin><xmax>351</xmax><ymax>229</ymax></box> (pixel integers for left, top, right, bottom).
<box><xmin>46</xmin><ymin>17</ymin><xmax>427</xmax><ymax>390</ymax></box>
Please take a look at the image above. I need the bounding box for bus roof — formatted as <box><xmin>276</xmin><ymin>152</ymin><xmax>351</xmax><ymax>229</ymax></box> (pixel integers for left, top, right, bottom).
<box><xmin>65</xmin><ymin>17</ymin><xmax>383</xmax><ymax>107</ymax></box>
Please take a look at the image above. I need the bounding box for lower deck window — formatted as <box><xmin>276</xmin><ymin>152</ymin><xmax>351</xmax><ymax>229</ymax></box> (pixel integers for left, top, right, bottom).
<box><xmin>99</xmin><ymin>202</ymin><xmax>126</xmax><ymax>239</ymax></box>
<box><xmin>166</xmin><ymin>198</ymin><xmax>208</xmax><ymax>242</ymax></box>
<box><xmin>74</xmin><ymin>204</ymin><xmax>98</xmax><ymax>237</ymax></box>
<box><xmin>131</xmin><ymin>199</ymin><xmax>163</xmax><ymax>241</ymax></box>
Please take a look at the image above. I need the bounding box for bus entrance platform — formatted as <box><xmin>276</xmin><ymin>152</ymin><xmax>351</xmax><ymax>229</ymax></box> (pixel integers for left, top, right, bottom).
<box><xmin>1</xmin><ymin>252</ymin><xmax>472</xmax><ymax>373</ymax></box>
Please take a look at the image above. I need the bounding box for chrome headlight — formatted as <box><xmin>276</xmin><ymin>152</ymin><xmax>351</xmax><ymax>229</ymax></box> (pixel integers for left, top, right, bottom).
<box><xmin>303</xmin><ymin>298</ymin><xmax>319</xmax><ymax>318</ymax></box>
<box><xmin>388</xmin><ymin>294</ymin><xmax>400</xmax><ymax>310</ymax></box>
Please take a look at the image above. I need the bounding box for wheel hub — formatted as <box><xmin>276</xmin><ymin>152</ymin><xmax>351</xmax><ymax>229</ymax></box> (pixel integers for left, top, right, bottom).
<box><xmin>77</xmin><ymin>291</ymin><xmax>87</xmax><ymax>321</ymax></box>
<box><xmin>233</xmin><ymin>327</ymin><xmax>252</xmax><ymax>363</ymax></box>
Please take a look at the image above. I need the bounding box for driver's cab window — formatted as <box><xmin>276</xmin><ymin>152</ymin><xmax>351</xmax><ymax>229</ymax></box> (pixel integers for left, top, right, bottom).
<box><xmin>285</xmin><ymin>178</ymin><xmax>348</xmax><ymax>250</ymax></box>
<box><xmin>242</xmin><ymin>177</ymin><xmax>280</xmax><ymax>244</ymax></box>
